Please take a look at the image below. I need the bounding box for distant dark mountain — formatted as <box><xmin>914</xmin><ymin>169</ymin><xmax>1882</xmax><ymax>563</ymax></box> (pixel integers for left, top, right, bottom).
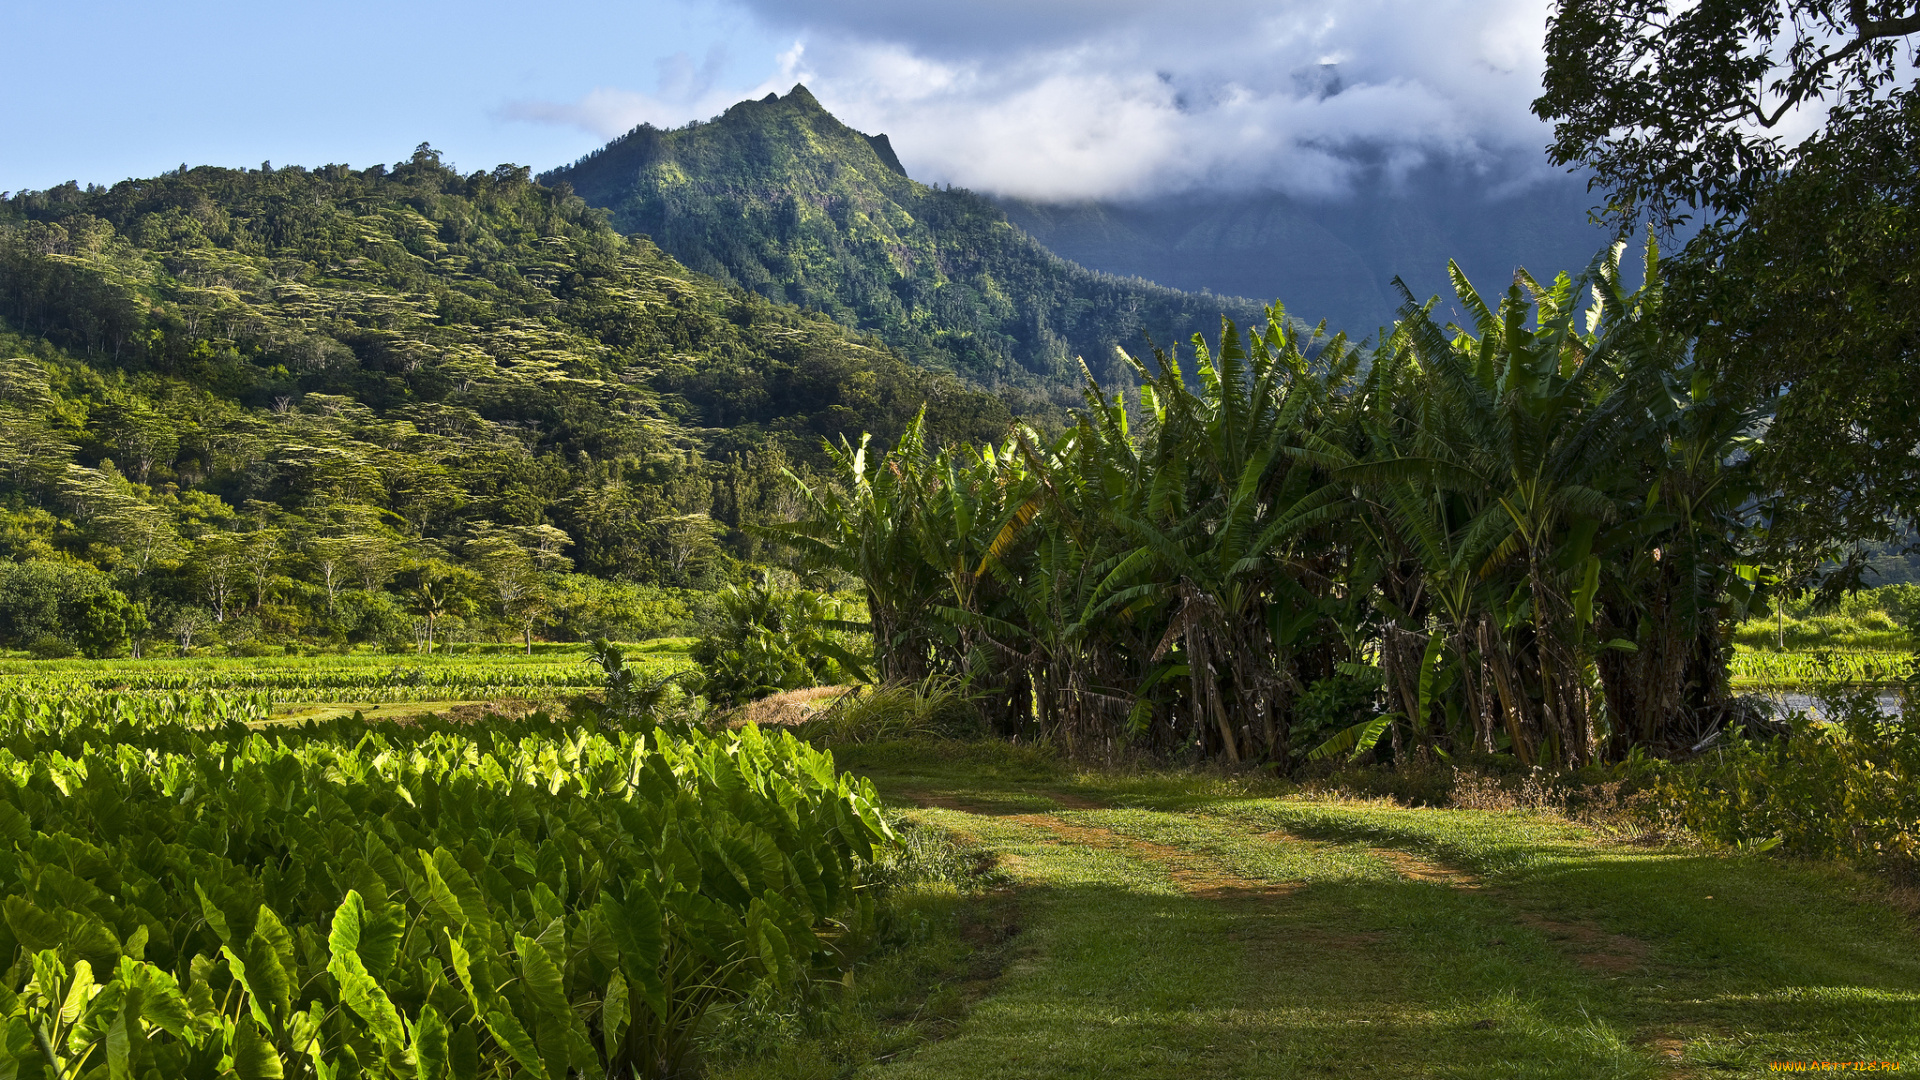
<box><xmin>542</xmin><ymin>86</ymin><xmax>1265</xmax><ymax>390</ymax></box>
<box><xmin>995</xmin><ymin>170</ymin><xmax>1616</xmax><ymax>340</ymax></box>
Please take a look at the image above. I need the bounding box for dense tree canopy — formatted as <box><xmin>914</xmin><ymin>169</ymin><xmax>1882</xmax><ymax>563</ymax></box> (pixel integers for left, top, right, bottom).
<box><xmin>781</xmin><ymin>250</ymin><xmax>1767</xmax><ymax>767</ymax></box>
<box><xmin>1671</xmin><ymin>94</ymin><xmax>1920</xmax><ymax>566</ymax></box>
<box><xmin>1537</xmin><ymin>0</ymin><xmax>1920</xmax><ymax>225</ymax></box>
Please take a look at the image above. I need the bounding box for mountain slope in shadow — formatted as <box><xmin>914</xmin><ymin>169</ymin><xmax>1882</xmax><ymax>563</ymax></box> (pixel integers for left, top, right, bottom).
<box><xmin>997</xmin><ymin>170</ymin><xmax>1614</xmax><ymax>339</ymax></box>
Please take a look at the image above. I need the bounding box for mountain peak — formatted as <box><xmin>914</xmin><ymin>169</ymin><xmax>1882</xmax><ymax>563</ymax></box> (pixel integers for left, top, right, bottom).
<box><xmin>542</xmin><ymin>89</ymin><xmax>1264</xmax><ymax>386</ymax></box>
<box><xmin>865</xmin><ymin>132</ymin><xmax>907</xmax><ymax>177</ymax></box>
<box><xmin>552</xmin><ymin>83</ymin><xmax>916</xmax><ymax>204</ymax></box>
<box><xmin>739</xmin><ymin>84</ymin><xmax>822</xmax><ymax>117</ymax></box>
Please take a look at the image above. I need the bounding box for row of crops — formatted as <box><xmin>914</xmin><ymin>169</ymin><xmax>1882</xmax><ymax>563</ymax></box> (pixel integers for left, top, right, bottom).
<box><xmin>1729</xmin><ymin>649</ymin><xmax>1917</xmax><ymax>686</ymax></box>
<box><xmin>0</xmin><ymin>691</ymin><xmax>891</xmax><ymax>1078</ymax></box>
<box><xmin>0</xmin><ymin>649</ymin><xmax>693</xmax><ymax>705</ymax></box>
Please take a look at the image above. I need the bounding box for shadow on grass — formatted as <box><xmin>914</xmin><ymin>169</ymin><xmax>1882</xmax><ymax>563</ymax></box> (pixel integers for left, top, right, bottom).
<box><xmin>1214</xmin><ymin>802</ymin><xmax>1920</xmax><ymax>1072</ymax></box>
<box><xmin>875</xmin><ymin>872</ymin><xmax>1680</xmax><ymax>1080</ymax></box>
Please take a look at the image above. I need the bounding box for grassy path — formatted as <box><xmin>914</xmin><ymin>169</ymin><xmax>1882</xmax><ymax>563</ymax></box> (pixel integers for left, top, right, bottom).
<box><xmin>827</xmin><ymin>744</ymin><xmax>1920</xmax><ymax>1080</ymax></box>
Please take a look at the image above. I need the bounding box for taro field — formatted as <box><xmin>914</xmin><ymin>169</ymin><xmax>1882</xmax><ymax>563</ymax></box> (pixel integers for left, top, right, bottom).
<box><xmin>0</xmin><ymin>639</ymin><xmax>696</xmax><ymax>723</ymax></box>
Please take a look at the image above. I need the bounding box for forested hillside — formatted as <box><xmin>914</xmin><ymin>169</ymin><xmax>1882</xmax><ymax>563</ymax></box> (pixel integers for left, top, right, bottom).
<box><xmin>0</xmin><ymin>147</ymin><xmax>1013</xmax><ymax>654</ymax></box>
<box><xmin>543</xmin><ymin>86</ymin><xmax>1265</xmax><ymax>390</ymax></box>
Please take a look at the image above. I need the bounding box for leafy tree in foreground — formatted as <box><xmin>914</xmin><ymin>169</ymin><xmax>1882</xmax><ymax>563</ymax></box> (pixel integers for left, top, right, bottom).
<box><xmin>1672</xmin><ymin>94</ymin><xmax>1920</xmax><ymax>565</ymax></box>
<box><xmin>1537</xmin><ymin>0</ymin><xmax>1919</xmax><ymax>225</ymax></box>
<box><xmin>1536</xmin><ymin>0</ymin><xmax>1920</xmax><ymax>568</ymax></box>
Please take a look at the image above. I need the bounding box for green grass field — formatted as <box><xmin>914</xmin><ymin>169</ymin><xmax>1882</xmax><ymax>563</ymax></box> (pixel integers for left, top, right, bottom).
<box><xmin>1726</xmin><ymin>587</ymin><xmax>1917</xmax><ymax>689</ymax></box>
<box><xmin>708</xmin><ymin>742</ymin><xmax>1920</xmax><ymax>1080</ymax></box>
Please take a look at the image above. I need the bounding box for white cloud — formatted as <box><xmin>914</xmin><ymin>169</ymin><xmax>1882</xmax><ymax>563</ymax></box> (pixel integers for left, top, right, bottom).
<box><xmin>508</xmin><ymin>0</ymin><xmax>1566</xmax><ymax>201</ymax></box>
<box><xmin>499</xmin><ymin>88</ymin><xmax>674</xmax><ymax>139</ymax></box>
<box><xmin>499</xmin><ymin>42</ymin><xmax>807</xmax><ymax>139</ymax></box>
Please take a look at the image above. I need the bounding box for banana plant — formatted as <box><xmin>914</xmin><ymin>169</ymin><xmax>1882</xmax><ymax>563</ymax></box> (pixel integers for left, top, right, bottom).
<box><xmin>772</xmin><ymin>416</ymin><xmax>945</xmax><ymax>683</ymax></box>
<box><xmin>1083</xmin><ymin>311</ymin><xmax>1360</xmax><ymax>762</ymax></box>
<box><xmin>766</xmin><ymin>244</ymin><xmax>1768</xmax><ymax>768</ymax></box>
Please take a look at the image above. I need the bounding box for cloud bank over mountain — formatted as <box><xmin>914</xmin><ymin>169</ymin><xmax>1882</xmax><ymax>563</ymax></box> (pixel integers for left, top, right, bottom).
<box><xmin>509</xmin><ymin>0</ymin><xmax>1565</xmax><ymax>202</ymax></box>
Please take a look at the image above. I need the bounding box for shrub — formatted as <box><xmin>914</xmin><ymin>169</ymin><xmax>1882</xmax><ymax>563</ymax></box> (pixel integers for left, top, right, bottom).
<box><xmin>0</xmin><ymin>559</ymin><xmax>115</xmax><ymax>648</ymax></box>
<box><xmin>24</xmin><ymin>633</ymin><xmax>76</xmax><ymax>659</ymax></box>
<box><xmin>1647</xmin><ymin>686</ymin><xmax>1919</xmax><ymax>864</ymax></box>
<box><xmin>692</xmin><ymin>580</ymin><xmax>868</xmax><ymax>708</ymax></box>
<box><xmin>576</xmin><ymin>637</ymin><xmax>699</xmax><ymax>732</ymax></box>
<box><xmin>62</xmin><ymin>588</ymin><xmax>143</xmax><ymax>659</ymax></box>
<box><xmin>1290</xmin><ymin>668</ymin><xmax>1384</xmax><ymax>761</ymax></box>
<box><xmin>335</xmin><ymin>588</ymin><xmax>413</xmax><ymax>652</ymax></box>
<box><xmin>1883</xmin><ymin>583</ymin><xmax>1920</xmax><ymax>642</ymax></box>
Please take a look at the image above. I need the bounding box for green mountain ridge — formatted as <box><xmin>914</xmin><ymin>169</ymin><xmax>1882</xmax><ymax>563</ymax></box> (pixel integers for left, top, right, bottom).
<box><xmin>542</xmin><ymin>86</ymin><xmax>1267</xmax><ymax>391</ymax></box>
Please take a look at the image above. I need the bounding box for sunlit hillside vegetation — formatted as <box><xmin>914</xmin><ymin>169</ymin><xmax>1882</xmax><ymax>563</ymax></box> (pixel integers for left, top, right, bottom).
<box><xmin>0</xmin><ymin>149</ymin><xmax>1017</xmax><ymax>656</ymax></box>
<box><xmin>1731</xmin><ymin>585</ymin><xmax>1920</xmax><ymax>652</ymax></box>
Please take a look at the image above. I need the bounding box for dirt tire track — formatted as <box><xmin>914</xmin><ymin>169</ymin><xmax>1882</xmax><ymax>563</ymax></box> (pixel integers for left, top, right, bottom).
<box><xmin>1346</xmin><ymin>835</ymin><xmax>1680</xmax><ymax>1065</ymax></box>
<box><xmin>892</xmin><ymin>791</ymin><xmax>1720</xmax><ymax>1076</ymax></box>
<box><xmin>1353</xmin><ymin>839</ymin><xmax>1656</xmax><ymax>977</ymax></box>
<box><xmin>897</xmin><ymin>789</ymin><xmax>1295</xmax><ymax>899</ymax></box>
<box><xmin>1004</xmin><ymin>812</ymin><xmax>1301</xmax><ymax>899</ymax></box>
<box><xmin>1370</xmin><ymin>847</ymin><xmax>1483</xmax><ymax>888</ymax></box>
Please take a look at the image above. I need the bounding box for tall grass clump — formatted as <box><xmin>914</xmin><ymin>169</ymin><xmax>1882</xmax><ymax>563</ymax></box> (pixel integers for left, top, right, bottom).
<box><xmin>798</xmin><ymin>676</ymin><xmax>984</xmax><ymax>745</ymax></box>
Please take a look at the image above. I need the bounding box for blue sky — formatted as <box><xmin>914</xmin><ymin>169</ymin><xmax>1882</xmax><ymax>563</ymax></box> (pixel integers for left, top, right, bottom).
<box><xmin>5</xmin><ymin>0</ymin><xmax>1571</xmax><ymax>202</ymax></box>
<box><xmin>2</xmin><ymin>0</ymin><xmax>784</xmax><ymax>192</ymax></box>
